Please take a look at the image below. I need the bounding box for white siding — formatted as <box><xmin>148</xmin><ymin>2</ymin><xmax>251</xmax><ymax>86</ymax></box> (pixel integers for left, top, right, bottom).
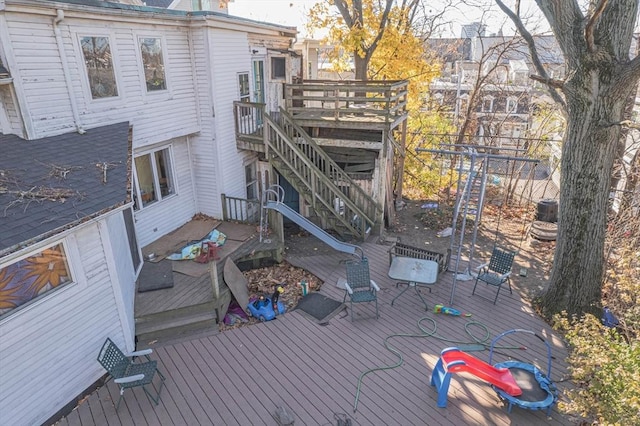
<box><xmin>0</xmin><ymin>219</ymin><xmax>130</xmax><ymax>426</ymax></box>
<box><xmin>104</xmin><ymin>212</ymin><xmax>136</xmax><ymax>345</ymax></box>
<box><xmin>207</xmin><ymin>29</ymin><xmax>252</xmax><ymax>201</ymax></box>
<box><xmin>134</xmin><ymin>136</ymin><xmax>197</xmax><ymax>247</ymax></box>
<box><xmin>4</xmin><ymin>11</ymin><xmax>200</xmax><ymax>145</ymax></box>
<box><xmin>0</xmin><ymin>85</ymin><xmax>24</xmax><ymax>137</ymax></box>
<box><xmin>187</xmin><ymin>27</ymin><xmax>221</xmax><ymax>217</ymax></box>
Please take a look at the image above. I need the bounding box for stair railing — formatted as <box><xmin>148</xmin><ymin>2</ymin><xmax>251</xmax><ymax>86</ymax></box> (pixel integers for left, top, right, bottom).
<box><xmin>262</xmin><ymin>110</ymin><xmax>379</xmax><ymax>239</ymax></box>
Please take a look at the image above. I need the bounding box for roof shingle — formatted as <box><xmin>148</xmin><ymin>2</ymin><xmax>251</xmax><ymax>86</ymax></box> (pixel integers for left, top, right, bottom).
<box><xmin>0</xmin><ymin>122</ymin><xmax>131</xmax><ymax>256</ymax></box>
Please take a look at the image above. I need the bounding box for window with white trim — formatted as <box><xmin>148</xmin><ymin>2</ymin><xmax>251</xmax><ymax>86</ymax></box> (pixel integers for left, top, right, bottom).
<box><xmin>238</xmin><ymin>73</ymin><xmax>250</xmax><ymax>102</ymax></box>
<box><xmin>80</xmin><ymin>36</ymin><xmax>118</xmax><ymax>99</ymax></box>
<box><xmin>0</xmin><ymin>243</ymin><xmax>73</xmax><ymax>318</ymax></box>
<box><xmin>238</xmin><ymin>72</ymin><xmax>251</xmax><ymax>117</ymax></box>
<box><xmin>506</xmin><ymin>97</ymin><xmax>518</xmax><ymax>113</ymax></box>
<box><xmin>245</xmin><ymin>161</ymin><xmax>258</xmax><ymax>200</ymax></box>
<box><xmin>139</xmin><ymin>37</ymin><xmax>167</xmax><ymax>92</ymax></box>
<box><xmin>134</xmin><ymin>147</ymin><xmax>175</xmax><ymax>209</ymax></box>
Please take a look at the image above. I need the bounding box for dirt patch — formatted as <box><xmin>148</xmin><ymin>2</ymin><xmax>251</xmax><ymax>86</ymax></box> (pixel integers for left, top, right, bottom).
<box><xmin>386</xmin><ymin>196</ymin><xmax>556</xmax><ymax>301</ymax></box>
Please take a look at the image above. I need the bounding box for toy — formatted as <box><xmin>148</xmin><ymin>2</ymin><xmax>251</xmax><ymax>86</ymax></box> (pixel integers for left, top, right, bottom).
<box><xmin>247</xmin><ymin>284</ymin><xmax>286</xmax><ymax>321</ymax></box>
<box><xmin>434</xmin><ymin>304</ymin><xmax>471</xmax><ymax>317</ymax></box>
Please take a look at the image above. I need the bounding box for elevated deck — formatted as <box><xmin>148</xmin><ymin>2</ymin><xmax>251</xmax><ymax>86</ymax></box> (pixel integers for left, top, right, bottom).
<box><xmin>285</xmin><ymin>80</ymin><xmax>409</xmax><ymax>131</ymax></box>
<box><xmin>61</xmin><ymin>236</ymin><xmax>573</xmax><ymax>426</ymax></box>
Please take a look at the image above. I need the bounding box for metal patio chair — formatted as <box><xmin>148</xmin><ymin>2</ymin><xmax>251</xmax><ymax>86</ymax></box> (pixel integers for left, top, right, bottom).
<box><xmin>344</xmin><ymin>257</ymin><xmax>380</xmax><ymax>321</ymax></box>
<box><xmin>472</xmin><ymin>247</ymin><xmax>516</xmax><ymax>304</ymax></box>
<box><xmin>97</xmin><ymin>337</ymin><xmax>166</xmax><ymax>410</ymax></box>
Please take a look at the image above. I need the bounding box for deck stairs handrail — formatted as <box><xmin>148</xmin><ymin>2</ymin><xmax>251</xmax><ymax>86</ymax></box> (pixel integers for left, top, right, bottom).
<box><xmin>263</xmin><ymin>108</ymin><xmax>380</xmax><ymax>240</ymax></box>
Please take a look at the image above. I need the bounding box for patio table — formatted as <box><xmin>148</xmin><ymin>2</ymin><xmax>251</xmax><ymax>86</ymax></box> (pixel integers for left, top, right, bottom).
<box><xmin>388</xmin><ymin>256</ymin><xmax>439</xmax><ymax>310</ymax></box>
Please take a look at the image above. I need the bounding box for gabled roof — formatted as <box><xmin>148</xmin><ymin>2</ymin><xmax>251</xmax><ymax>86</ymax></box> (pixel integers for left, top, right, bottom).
<box><xmin>0</xmin><ymin>122</ymin><xmax>131</xmax><ymax>257</ymax></box>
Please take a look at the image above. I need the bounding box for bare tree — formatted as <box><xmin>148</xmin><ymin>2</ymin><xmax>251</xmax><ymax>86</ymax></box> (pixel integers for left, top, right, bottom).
<box><xmin>495</xmin><ymin>0</ymin><xmax>640</xmax><ymax>317</ymax></box>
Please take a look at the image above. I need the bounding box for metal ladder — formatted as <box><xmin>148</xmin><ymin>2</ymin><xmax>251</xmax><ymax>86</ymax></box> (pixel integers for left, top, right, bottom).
<box><xmin>448</xmin><ymin>149</ymin><xmax>488</xmax><ymax>277</ymax></box>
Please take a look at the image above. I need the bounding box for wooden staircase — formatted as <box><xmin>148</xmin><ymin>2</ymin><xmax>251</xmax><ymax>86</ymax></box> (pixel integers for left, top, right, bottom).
<box><xmin>262</xmin><ymin>109</ymin><xmax>381</xmax><ymax>240</ymax></box>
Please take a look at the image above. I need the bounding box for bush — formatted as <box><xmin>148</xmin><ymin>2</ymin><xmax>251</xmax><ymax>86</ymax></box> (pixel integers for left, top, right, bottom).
<box><xmin>554</xmin><ymin>314</ymin><xmax>639</xmax><ymax>425</ymax></box>
<box><xmin>554</xmin><ymin>243</ymin><xmax>640</xmax><ymax>425</ymax></box>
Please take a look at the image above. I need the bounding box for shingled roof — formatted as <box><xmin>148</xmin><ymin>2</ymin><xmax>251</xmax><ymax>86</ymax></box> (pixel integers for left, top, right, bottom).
<box><xmin>0</xmin><ymin>122</ymin><xmax>131</xmax><ymax>256</ymax></box>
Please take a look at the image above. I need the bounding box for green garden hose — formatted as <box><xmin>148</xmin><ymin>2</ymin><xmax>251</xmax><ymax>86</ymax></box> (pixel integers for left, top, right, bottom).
<box><xmin>352</xmin><ymin>317</ymin><xmax>525</xmax><ymax>412</ymax></box>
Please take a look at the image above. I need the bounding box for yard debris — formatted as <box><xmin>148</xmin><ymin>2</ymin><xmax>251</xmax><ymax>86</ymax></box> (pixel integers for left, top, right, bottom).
<box><xmin>96</xmin><ymin>161</ymin><xmax>119</xmax><ymax>184</ymax></box>
<box><xmin>219</xmin><ymin>260</ymin><xmax>321</xmax><ymax>332</ymax></box>
<box><xmin>36</xmin><ymin>160</ymin><xmax>83</xmax><ymax>180</ymax></box>
<box><xmin>3</xmin><ymin>186</ymin><xmax>80</xmax><ymax>214</ymax></box>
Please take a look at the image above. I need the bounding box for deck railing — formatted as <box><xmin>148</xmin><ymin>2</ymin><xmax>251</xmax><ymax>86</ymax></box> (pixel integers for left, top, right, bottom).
<box><xmin>233</xmin><ymin>101</ymin><xmax>265</xmax><ymax>150</ymax></box>
<box><xmin>221</xmin><ymin>194</ymin><xmax>260</xmax><ymax>224</ymax></box>
<box><xmin>284</xmin><ymin>80</ymin><xmax>408</xmax><ymax>122</ymax></box>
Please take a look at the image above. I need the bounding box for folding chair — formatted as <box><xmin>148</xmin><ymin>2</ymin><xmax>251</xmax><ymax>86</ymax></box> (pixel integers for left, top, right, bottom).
<box><xmin>344</xmin><ymin>257</ymin><xmax>380</xmax><ymax>321</ymax></box>
<box><xmin>472</xmin><ymin>247</ymin><xmax>516</xmax><ymax>304</ymax></box>
<box><xmin>97</xmin><ymin>338</ymin><xmax>166</xmax><ymax>410</ymax></box>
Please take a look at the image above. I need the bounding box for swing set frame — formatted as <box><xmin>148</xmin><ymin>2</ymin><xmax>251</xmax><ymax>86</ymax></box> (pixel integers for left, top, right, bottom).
<box><xmin>416</xmin><ymin>144</ymin><xmax>540</xmax><ymax>305</ymax></box>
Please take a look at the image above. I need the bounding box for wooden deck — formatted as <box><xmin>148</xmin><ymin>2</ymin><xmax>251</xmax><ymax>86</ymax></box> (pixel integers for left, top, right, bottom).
<box><xmin>59</xmin><ymin>237</ymin><xmax>573</xmax><ymax>426</ymax></box>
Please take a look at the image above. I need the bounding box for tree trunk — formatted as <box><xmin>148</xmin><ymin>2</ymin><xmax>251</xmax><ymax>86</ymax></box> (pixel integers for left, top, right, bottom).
<box><xmin>540</xmin><ymin>70</ymin><xmax>629</xmax><ymax>318</ymax></box>
<box><xmin>354</xmin><ymin>54</ymin><xmax>368</xmax><ymax>80</ymax></box>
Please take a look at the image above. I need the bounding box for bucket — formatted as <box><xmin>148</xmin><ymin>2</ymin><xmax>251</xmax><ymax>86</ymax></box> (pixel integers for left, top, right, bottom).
<box><xmin>536</xmin><ymin>199</ymin><xmax>558</xmax><ymax>223</ymax></box>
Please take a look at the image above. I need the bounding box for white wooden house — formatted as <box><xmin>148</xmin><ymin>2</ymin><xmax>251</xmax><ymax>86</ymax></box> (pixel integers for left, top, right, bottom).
<box><xmin>0</xmin><ymin>0</ymin><xmax>298</xmax><ymax>424</ymax></box>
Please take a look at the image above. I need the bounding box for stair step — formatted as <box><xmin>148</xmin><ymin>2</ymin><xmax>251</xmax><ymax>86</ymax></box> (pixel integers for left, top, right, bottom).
<box><xmin>136</xmin><ymin>306</ymin><xmax>217</xmax><ymax>336</ymax></box>
<box><xmin>137</xmin><ymin>326</ymin><xmax>220</xmax><ymax>350</ymax></box>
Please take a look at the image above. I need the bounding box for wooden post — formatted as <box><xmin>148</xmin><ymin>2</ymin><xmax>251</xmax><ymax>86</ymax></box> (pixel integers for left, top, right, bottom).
<box><xmin>395</xmin><ymin>119</ymin><xmax>408</xmax><ymax>202</ymax></box>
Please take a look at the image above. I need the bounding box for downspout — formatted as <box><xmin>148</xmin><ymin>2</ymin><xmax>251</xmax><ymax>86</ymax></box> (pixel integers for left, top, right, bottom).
<box><xmin>53</xmin><ymin>9</ymin><xmax>85</xmax><ymax>134</ymax></box>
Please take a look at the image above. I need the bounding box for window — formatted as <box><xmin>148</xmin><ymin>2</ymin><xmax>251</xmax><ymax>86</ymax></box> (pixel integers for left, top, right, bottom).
<box><xmin>140</xmin><ymin>37</ymin><xmax>166</xmax><ymax>92</ymax></box>
<box><xmin>482</xmin><ymin>96</ymin><xmax>494</xmax><ymax>112</ymax></box>
<box><xmin>81</xmin><ymin>36</ymin><xmax>118</xmax><ymax>99</ymax></box>
<box><xmin>245</xmin><ymin>162</ymin><xmax>258</xmax><ymax>200</ymax></box>
<box><xmin>238</xmin><ymin>72</ymin><xmax>250</xmax><ymax>117</ymax></box>
<box><xmin>238</xmin><ymin>73</ymin><xmax>250</xmax><ymax>102</ymax></box>
<box><xmin>271</xmin><ymin>57</ymin><xmax>286</xmax><ymax>79</ymax></box>
<box><xmin>134</xmin><ymin>147</ymin><xmax>175</xmax><ymax>209</ymax></box>
<box><xmin>0</xmin><ymin>243</ymin><xmax>72</xmax><ymax>318</ymax></box>
<box><xmin>506</xmin><ymin>97</ymin><xmax>518</xmax><ymax>113</ymax></box>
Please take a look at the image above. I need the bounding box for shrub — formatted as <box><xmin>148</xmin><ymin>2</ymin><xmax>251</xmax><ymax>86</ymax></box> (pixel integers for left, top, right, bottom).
<box><xmin>554</xmin><ymin>314</ymin><xmax>639</xmax><ymax>425</ymax></box>
<box><xmin>554</xmin><ymin>243</ymin><xmax>640</xmax><ymax>425</ymax></box>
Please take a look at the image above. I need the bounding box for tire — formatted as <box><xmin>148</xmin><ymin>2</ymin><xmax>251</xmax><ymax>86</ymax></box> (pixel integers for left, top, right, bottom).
<box><xmin>530</xmin><ymin>220</ymin><xmax>557</xmax><ymax>241</ymax></box>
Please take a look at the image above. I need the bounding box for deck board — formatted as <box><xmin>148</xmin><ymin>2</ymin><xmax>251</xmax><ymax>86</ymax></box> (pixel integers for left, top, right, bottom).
<box><xmin>62</xmin><ymin>237</ymin><xmax>574</xmax><ymax>425</ymax></box>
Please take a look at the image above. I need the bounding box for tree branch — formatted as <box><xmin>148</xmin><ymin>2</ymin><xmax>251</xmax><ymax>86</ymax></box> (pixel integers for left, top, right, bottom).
<box><xmin>494</xmin><ymin>0</ymin><xmax>566</xmax><ymax>108</ymax></box>
<box><xmin>585</xmin><ymin>0</ymin><xmax>608</xmax><ymax>53</ymax></box>
<box><xmin>365</xmin><ymin>0</ymin><xmax>394</xmax><ymax>62</ymax></box>
<box><xmin>334</xmin><ymin>0</ymin><xmax>353</xmax><ymax>27</ymax></box>
<box><xmin>530</xmin><ymin>74</ymin><xmax>565</xmax><ymax>89</ymax></box>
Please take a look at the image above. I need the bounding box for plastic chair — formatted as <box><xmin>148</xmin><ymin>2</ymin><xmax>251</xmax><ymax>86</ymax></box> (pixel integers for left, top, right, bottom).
<box><xmin>97</xmin><ymin>338</ymin><xmax>166</xmax><ymax>410</ymax></box>
<box><xmin>472</xmin><ymin>247</ymin><xmax>516</xmax><ymax>304</ymax></box>
<box><xmin>343</xmin><ymin>257</ymin><xmax>380</xmax><ymax>321</ymax></box>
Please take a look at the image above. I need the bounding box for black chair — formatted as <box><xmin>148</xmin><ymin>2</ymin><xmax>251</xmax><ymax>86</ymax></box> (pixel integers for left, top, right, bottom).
<box><xmin>472</xmin><ymin>247</ymin><xmax>516</xmax><ymax>304</ymax></box>
<box><xmin>97</xmin><ymin>338</ymin><xmax>166</xmax><ymax>410</ymax></box>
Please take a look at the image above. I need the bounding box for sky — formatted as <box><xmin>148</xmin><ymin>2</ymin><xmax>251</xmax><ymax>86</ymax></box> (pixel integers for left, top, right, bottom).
<box><xmin>228</xmin><ymin>0</ymin><xmax>318</xmax><ymax>34</ymax></box>
<box><xmin>227</xmin><ymin>0</ymin><xmax>549</xmax><ymax>39</ymax></box>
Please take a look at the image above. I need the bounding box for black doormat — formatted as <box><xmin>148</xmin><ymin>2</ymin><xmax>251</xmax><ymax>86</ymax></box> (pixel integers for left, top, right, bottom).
<box><xmin>294</xmin><ymin>292</ymin><xmax>345</xmax><ymax>324</ymax></box>
<box><xmin>137</xmin><ymin>260</ymin><xmax>174</xmax><ymax>292</ymax></box>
